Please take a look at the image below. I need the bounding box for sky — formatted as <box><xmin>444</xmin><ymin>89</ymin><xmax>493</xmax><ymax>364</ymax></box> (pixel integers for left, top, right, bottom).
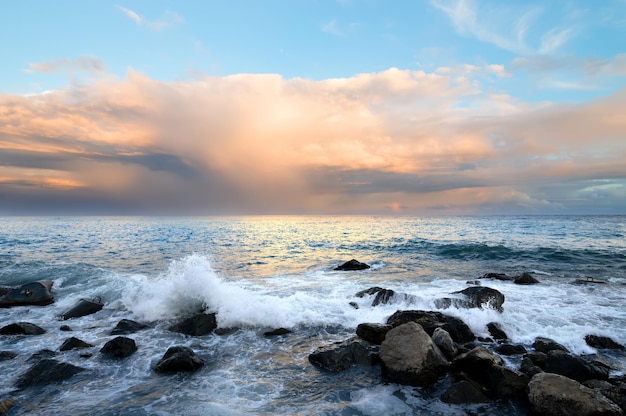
<box><xmin>1</xmin><ymin>0</ymin><xmax>625</xmax><ymax>215</ymax></box>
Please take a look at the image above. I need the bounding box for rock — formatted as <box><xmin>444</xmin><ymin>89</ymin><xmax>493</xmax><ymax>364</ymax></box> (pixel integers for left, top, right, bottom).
<box><xmin>441</xmin><ymin>380</ymin><xmax>490</xmax><ymax>404</ymax></box>
<box><xmin>355</xmin><ymin>287</ymin><xmax>414</xmax><ymax>306</ymax></box>
<box><xmin>155</xmin><ymin>346</ymin><xmax>204</xmax><ymax>373</ymax></box>
<box><xmin>356</xmin><ymin>323</ymin><xmax>392</xmax><ymax>345</ymax></box>
<box><xmin>431</xmin><ymin>327</ymin><xmax>458</xmax><ymax>360</ymax></box>
<box><xmin>386</xmin><ymin>310</ymin><xmax>475</xmax><ymax>343</ymax></box>
<box><xmin>309</xmin><ymin>337</ymin><xmax>378</xmax><ymax>372</ymax></box>
<box><xmin>583</xmin><ymin>379</ymin><xmax>626</xmax><ymax>411</ymax></box>
<box><xmin>514</xmin><ymin>272</ymin><xmax>540</xmax><ymax>284</ymax></box>
<box><xmin>111</xmin><ymin>319</ymin><xmax>149</xmax><ymax>335</ymax></box>
<box><xmin>263</xmin><ymin>328</ymin><xmax>292</xmax><ymax>337</ymax></box>
<box><xmin>60</xmin><ymin>325</ymin><xmax>72</xmax><ymax>331</ymax></box>
<box><xmin>379</xmin><ymin>322</ymin><xmax>449</xmax><ymax>387</ymax></box>
<box><xmin>60</xmin><ymin>337</ymin><xmax>94</xmax><ymax>351</ymax></box>
<box><xmin>0</xmin><ymin>322</ymin><xmax>45</xmax><ymax>335</ymax></box>
<box><xmin>452</xmin><ymin>286</ymin><xmax>505</xmax><ymax>311</ymax></box>
<box><xmin>585</xmin><ymin>335</ymin><xmax>625</xmax><ymax>350</ymax></box>
<box><xmin>487</xmin><ymin>322</ymin><xmax>507</xmax><ymax>340</ymax></box>
<box><xmin>0</xmin><ymin>351</ymin><xmax>17</xmax><ymax>361</ymax></box>
<box><xmin>100</xmin><ymin>336</ymin><xmax>137</xmax><ymax>358</ymax></box>
<box><xmin>59</xmin><ymin>296</ymin><xmax>103</xmax><ymax>320</ymax></box>
<box><xmin>168</xmin><ymin>313</ymin><xmax>217</xmax><ymax>336</ymax></box>
<box><xmin>28</xmin><ymin>349</ymin><xmax>57</xmax><ymax>362</ymax></box>
<box><xmin>480</xmin><ymin>272</ymin><xmax>513</xmax><ymax>281</ymax></box>
<box><xmin>495</xmin><ymin>343</ymin><xmax>527</xmax><ymax>355</ymax></box>
<box><xmin>452</xmin><ymin>346</ymin><xmax>504</xmax><ymax>385</ymax></box>
<box><xmin>545</xmin><ymin>350</ymin><xmax>610</xmax><ymax>382</ymax></box>
<box><xmin>334</xmin><ymin>259</ymin><xmax>370</xmax><ymax>271</ymax></box>
<box><xmin>533</xmin><ymin>337</ymin><xmax>569</xmax><ymax>353</ymax></box>
<box><xmin>0</xmin><ymin>280</ymin><xmax>54</xmax><ymax>307</ymax></box>
<box><xmin>14</xmin><ymin>358</ymin><xmax>85</xmax><ymax>389</ymax></box>
<box><xmin>527</xmin><ymin>372</ymin><xmax>623</xmax><ymax>416</ymax></box>
<box><xmin>486</xmin><ymin>365</ymin><xmax>529</xmax><ymax>399</ymax></box>
<box><xmin>524</xmin><ymin>352</ymin><xmax>548</xmax><ymax>369</ymax></box>
<box><xmin>573</xmin><ymin>277</ymin><xmax>608</xmax><ymax>285</ymax></box>
<box><xmin>519</xmin><ymin>356</ymin><xmax>544</xmax><ymax>378</ymax></box>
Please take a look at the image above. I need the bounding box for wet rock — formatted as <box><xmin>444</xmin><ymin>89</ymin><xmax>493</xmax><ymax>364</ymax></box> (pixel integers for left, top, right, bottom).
<box><xmin>356</xmin><ymin>323</ymin><xmax>391</xmax><ymax>345</ymax></box>
<box><xmin>480</xmin><ymin>272</ymin><xmax>514</xmax><ymax>281</ymax></box>
<box><xmin>155</xmin><ymin>346</ymin><xmax>204</xmax><ymax>373</ymax></box>
<box><xmin>514</xmin><ymin>272</ymin><xmax>540</xmax><ymax>284</ymax></box>
<box><xmin>60</xmin><ymin>337</ymin><xmax>94</xmax><ymax>351</ymax></box>
<box><xmin>527</xmin><ymin>372</ymin><xmax>623</xmax><ymax>416</ymax></box>
<box><xmin>14</xmin><ymin>358</ymin><xmax>85</xmax><ymax>389</ymax></box>
<box><xmin>545</xmin><ymin>350</ymin><xmax>610</xmax><ymax>382</ymax></box>
<box><xmin>533</xmin><ymin>337</ymin><xmax>569</xmax><ymax>353</ymax></box>
<box><xmin>379</xmin><ymin>322</ymin><xmax>449</xmax><ymax>387</ymax></box>
<box><xmin>355</xmin><ymin>287</ymin><xmax>414</xmax><ymax>306</ymax></box>
<box><xmin>0</xmin><ymin>322</ymin><xmax>45</xmax><ymax>335</ymax></box>
<box><xmin>100</xmin><ymin>336</ymin><xmax>137</xmax><ymax>359</ymax></box>
<box><xmin>583</xmin><ymin>379</ymin><xmax>626</xmax><ymax>411</ymax></box>
<box><xmin>441</xmin><ymin>380</ymin><xmax>490</xmax><ymax>404</ymax></box>
<box><xmin>585</xmin><ymin>335</ymin><xmax>625</xmax><ymax>350</ymax></box>
<box><xmin>451</xmin><ymin>346</ymin><xmax>503</xmax><ymax>385</ymax></box>
<box><xmin>431</xmin><ymin>327</ymin><xmax>458</xmax><ymax>360</ymax></box>
<box><xmin>486</xmin><ymin>365</ymin><xmax>529</xmax><ymax>399</ymax></box>
<box><xmin>487</xmin><ymin>322</ymin><xmax>507</xmax><ymax>340</ymax></box>
<box><xmin>111</xmin><ymin>319</ymin><xmax>149</xmax><ymax>335</ymax></box>
<box><xmin>27</xmin><ymin>349</ymin><xmax>57</xmax><ymax>362</ymax></box>
<box><xmin>59</xmin><ymin>325</ymin><xmax>72</xmax><ymax>331</ymax></box>
<box><xmin>0</xmin><ymin>351</ymin><xmax>17</xmax><ymax>361</ymax></box>
<box><xmin>334</xmin><ymin>259</ymin><xmax>370</xmax><ymax>271</ymax></box>
<box><xmin>519</xmin><ymin>356</ymin><xmax>544</xmax><ymax>378</ymax></box>
<box><xmin>309</xmin><ymin>337</ymin><xmax>379</xmax><ymax>372</ymax></box>
<box><xmin>168</xmin><ymin>313</ymin><xmax>217</xmax><ymax>336</ymax></box>
<box><xmin>452</xmin><ymin>286</ymin><xmax>505</xmax><ymax>311</ymax></box>
<box><xmin>263</xmin><ymin>328</ymin><xmax>292</xmax><ymax>337</ymax></box>
<box><xmin>0</xmin><ymin>280</ymin><xmax>54</xmax><ymax>307</ymax></box>
<box><xmin>495</xmin><ymin>343</ymin><xmax>527</xmax><ymax>356</ymax></box>
<box><xmin>386</xmin><ymin>310</ymin><xmax>475</xmax><ymax>343</ymax></box>
<box><xmin>59</xmin><ymin>296</ymin><xmax>103</xmax><ymax>320</ymax></box>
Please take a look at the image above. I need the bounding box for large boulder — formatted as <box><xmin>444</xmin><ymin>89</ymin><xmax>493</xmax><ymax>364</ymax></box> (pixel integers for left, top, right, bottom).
<box><xmin>386</xmin><ymin>310</ymin><xmax>475</xmax><ymax>343</ymax></box>
<box><xmin>452</xmin><ymin>346</ymin><xmax>504</xmax><ymax>385</ymax></box>
<box><xmin>0</xmin><ymin>280</ymin><xmax>54</xmax><ymax>307</ymax></box>
<box><xmin>0</xmin><ymin>322</ymin><xmax>45</xmax><ymax>335</ymax></box>
<box><xmin>545</xmin><ymin>350</ymin><xmax>610</xmax><ymax>382</ymax></box>
<box><xmin>168</xmin><ymin>313</ymin><xmax>217</xmax><ymax>336</ymax></box>
<box><xmin>100</xmin><ymin>336</ymin><xmax>137</xmax><ymax>359</ymax></box>
<box><xmin>584</xmin><ymin>335</ymin><xmax>625</xmax><ymax>350</ymax></box>
<box><xmin>155</xmin><ymin>346</ymin><xmax>204</xmax><ymax>373</ymax></box>
<box><xmin>527</xmin><ymin>373</ymin><xmax>623</xmax><ymax>416</ymax></box>
<box><xmin>486</xmin><ymin>365</ymin><xmax>529</xmax><ymax>399</ymax></box>
<box><xmin>487</xmin><ymin>322</ymin><xmax>508</xmax><ymax>340</ymax></box>
<box><xmin>356</xmin><ymin>323</ymin><xmax>392</xmax><ymax>345</ymax></box>
<box><xmin>309</xmin><ymin>337</ymin><xmax>378</xmax><ymax>372</ymax></box>
<box><xmin>379</xmin><ymin>322</ymin><xmax>449</xmax><ymax>387</ymax></box>
<box><xmin>14</xmin><ymin>359</ymin><xmax>85</xmax><ymax>389</ymax></box>
<box><xmin>431</xmin><ymin>327</ymin><xmax>458</xmax><ymax>360</ymax></box>
<box><xmin>533</xmin><ymin>337</ymin><xmax>569</xmax><ymax>353</ymax></box>
<box><xmin>436</xmin><ymin>286</ymin><xmax>505</xmax><ymax>312</ymax></box>
<box><xmin>334</xmin><ymin>259</ymin><xmax>370</xmax><ymax>271</ymax></box>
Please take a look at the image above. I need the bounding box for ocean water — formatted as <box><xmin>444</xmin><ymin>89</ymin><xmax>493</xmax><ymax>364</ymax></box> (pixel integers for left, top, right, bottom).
<box><xmin>0</xmin><ymin>215</ymin><xmax>625</xmax><ymax>415</ymax></box>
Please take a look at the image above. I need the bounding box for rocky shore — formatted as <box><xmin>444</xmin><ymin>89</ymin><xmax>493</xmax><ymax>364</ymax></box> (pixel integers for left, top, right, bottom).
<box><xmin>0</xmin><ymin>263</ymin><xmax>625</xmax><ymax>416</ymax></box>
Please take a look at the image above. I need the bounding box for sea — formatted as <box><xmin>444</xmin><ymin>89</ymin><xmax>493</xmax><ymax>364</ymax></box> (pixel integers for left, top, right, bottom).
<box><xmin>0</xmin><ymin>215</ymin><xmax>625</xmax><ymax>415</ymax></box>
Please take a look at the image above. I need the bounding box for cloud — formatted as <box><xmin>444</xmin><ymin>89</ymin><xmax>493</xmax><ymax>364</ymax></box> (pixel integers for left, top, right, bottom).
<box><xmin>23</xmin><ymin>56</ymin><xmax>106</xmax><ymax>75</ymax></box>
<box><xmin>1</xmin><ymin>66</ymin><xmax>625</xmax><ymax>214</ymax></box>
<box><xmin>116</xmin><ymin>5</ymin><xmax>184</xmax><ymax>30</ymax></box>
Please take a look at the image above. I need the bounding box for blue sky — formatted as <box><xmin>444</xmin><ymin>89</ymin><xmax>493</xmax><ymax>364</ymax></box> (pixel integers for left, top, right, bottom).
<box><xmin>1</xmin><ymin>0</ymin><xmax>625</xmax><ymax>214</ymax></box>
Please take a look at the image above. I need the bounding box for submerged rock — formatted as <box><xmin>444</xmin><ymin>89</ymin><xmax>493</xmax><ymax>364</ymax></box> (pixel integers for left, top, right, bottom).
<box><xmin>60</xmin><ymin>337</ymin><xmax>94</xmax><ymax>351</ymax></box>
<box><xmin>155</xmin><ymin>346</ymin><xmax>204</xmax><ymax>373</ymax></box>
<box><xmin>487</xmin><ymin>322</ymin><xmax>508</xmax><ymax>340</ymax></box>
<box><xmin>100</xmin><ymin>336</ymin><xmax>137</xmax><ymax>359</ymax></box>
<box><xmin>442</xmin><ymin>286</ymin><xmax>505</xmax><ymax>312</ymax></box>
<box><xmin>355</xmin><ymin>287</ymin><xmax>414</xmax><ymax>306</ymax></box>
<box><xmin>514</xmin><ymin>272</ymin><xmax>540</xmax><ymax>285</ymax></box>
<box><xmin>379</xmin><ymin>322</ymin><xmax>449</xmax><ymax>387</ymax></box>
<box><xmin>0</xmin><ymin>322</ymin><xmax>45</xmax><ymax>336</ymax></box>
<box><xmin>334</xmin><ymin>259</ymin><xmax>370</xmax><ymax>271</ymax></box>
<box><xmin>168</xmin><ymin>313</ymin><xmax>217</xmax><ymax>336</ymax></box>
<box><xmin>527</xmin><ymin>373</ymin><xmax>623</xmax><ymax>416</ymax></box>
<box><xmin>264</xmin><ymin>328</ymin><xmax>292</xmax><ymax>337</ymax></box>
<box><xmin>59</xmin><ymin>296</ymin><xmax>103</xmax><ymax>320</ymax></box>
<box><xmin>111</xmin><ymin>319</ymin><xmax>149</xmax><ymax>335</ymax></box>
<box><xmin>480</xmin><ymin>272</ymin><xmax>514</xmax><ymax>281</ymax></box>
<box><xmin>15</xmin><ymin>358</ymin><xmax>85</xmax><ymax>389</ymax></box>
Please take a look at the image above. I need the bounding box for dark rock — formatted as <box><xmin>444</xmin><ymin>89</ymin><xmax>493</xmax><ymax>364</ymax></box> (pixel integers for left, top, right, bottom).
<box><xmin>14</xmin><ymin>358</ymin><xmax>85</xmax><ymax>389</ymax></box>
<box><xmin>533</xmin><ymin>337</ymin><xmax>569</xmax><ymax>353</ymax></box>
<box><xmin>100</xmin><ymin>336</ymin><xmax>137</xmax><ymax>358</ymax></box>
<box><xmin>573</xmin><ymin>277</ymin><xmax>608</xmax><ymax>285</ymax></box>
<box><xmin>519</xmin><ymin>356</ymin><xmax>544</xmax><ymax>378</ymax></box>
<box><xmin>0</xmin><ymin>280</ymin><xmax>54</xmax><ymax>308</ymax></box>
<box><xmin>480</xmin><ymin>272</ymin><xmax>513</xmax><ymax>281</ymax></box>
<box><xmin>451</xmin><ymin>286</ymin><xmax>505</xmax><ymax>312</ymax></box>
<box><xmin>355</xmin><ymin>287</ymin><xmax>415</xmax><ymax>306</ymax></box>
<box><xmin>585</xmin><ymin>335</ymin><xmax>625</xmax><ymax>350</ymax></box>
<box><xmin>386</xmin><ymin>310</ymin><xmax>475</xmax><ymax>343</ymax></box>
<box><xmin>168</xmin><ymin>313</ymin><xmax>217</xmax><ymax>336</ymax></box>
<box><xmin>334</xmin><ymin>259</ymin><xmax>370</xmax><ymax>271</ymax></box>
<box><xmin>0</xmin><ymin>322</ymin><xmax>45</xmax><ymax>335</ymax></box>
<box><xmin>441</xmin><ymin>380</ymin><xmax>490</xmax><ymax>404</ymax></box>
<box><xmin>495</xmin><ymin>343</ymin><xmax>527</xmax><ymax>356</ymax></box>
<box><xmin>486</xmin><ymin>365</ymin><xmax>529</xmax><ymax>398</ymax></box>
<box><xmin>59</xmin><ymin>325</ymin><xmax>72</xmax><ymax>331</ymax></box>
<box><xmin>155</xmin><ymin>346</ymin><xmax>204</xmax><ymax>373</ymax></box>
<box><xmin>545</xmin><ymin>350</ymin><xmax>610</xmax><ymax>382</ymax></box>
<box><xmin>431</xmin><ymin>327</ymin><xmax>458</xmax><ymax>360</ymax></box>
<box><xmin>379</xmin><ymin>322</ymin><xmax>449</xmax><ymax>387</ymax></box>
<box><xmin>0</xmin><ymin>351</ymin><xmax>17</xmax><ymax>361</ymax></box>
<box><xmin>527</xmin><ymin>372</ymin><xmax>623</xmax><ymax>416</ymax></box>
<box><xmin>309</xmin><ymin>337</ymin><xmax>379</xmax><ymax>372</ymax></box>
<box><xmin>525</xmin><ymin>352</ymin><xmax>548</xmax><ymax>369</ymax></box>
<box><xmin>452</xmin><ymin>346</ymin><xmax>504</xmax><ymax>385</ymax></box>
<box><xmin>60</xmin><ymin>337</ymin><xmax>93</xmax><ymax>351</ymax></box>
<box><xmin>349</xmin><ymin>301</ymin><xmax>359</xmax><ymax>309</ymax></box>
<box><xmin>583</xmin><ymin>379</ymin><xmax>626</xmax><ymax>411</ymax></box>
<box><xmin>111</xmin><ymin>319</ymin><xmax>149</xmax><ymax>335</ymax></box>
<box><xmin>27</xmin><ymin>349</ymin><xmax>57</xmax><ymax>362</ymax></box>
<box><xmin>514</xmin><ymin>272</ymin><xmax>540</xmax><ymax>284</ymax></box>
<box><xmin>356</xmin><ymin>323</ymin><xmax>391</xmax><ymax>345</ymax></box>
<box><xmin>487</xmin><ymin>322</ymin><xmax>507</xmax><ymax>340</ymax></box>
<box><xmin>466</xmin><ymin>280</ymin><xmax>481</xmax><ymax>285</ymax></box>
<box><xmin>60</xmin><ymin>296</ymin><xmax>103</xmax><ymax>320</ymax></box>
<box><xmin>263</xmin><ymin>328</ymin><xmax>292</xmax><ymax>337</ymax></box>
